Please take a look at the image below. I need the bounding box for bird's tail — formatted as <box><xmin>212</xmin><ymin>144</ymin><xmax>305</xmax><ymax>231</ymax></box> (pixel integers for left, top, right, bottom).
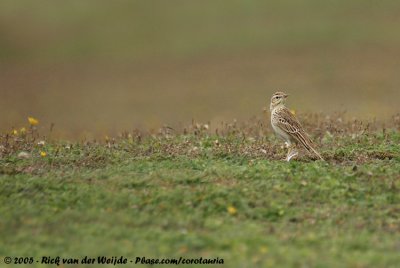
<box><xmin>296</xmin><ymin>133</ymin><xmax>325</xmax><ymax>161</ymax></box>
<box><xmin>309</xmin><ymin>146</ymin><xmax>324</xmax><ymax>161</ymax></box>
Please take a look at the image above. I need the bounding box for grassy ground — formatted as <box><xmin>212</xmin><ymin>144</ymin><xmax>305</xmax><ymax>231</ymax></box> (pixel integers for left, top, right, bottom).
<box><xmin>1</xmin><ymin>114</ymin><xmax>400</xmax><ymax>267</ymax></box>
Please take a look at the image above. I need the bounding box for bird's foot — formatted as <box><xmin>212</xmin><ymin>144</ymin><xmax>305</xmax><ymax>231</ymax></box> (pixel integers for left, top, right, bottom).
<box><xmin>286</xmin><ymin>148</ymin><xmax>298</xmax><ymax>162</ymax></box>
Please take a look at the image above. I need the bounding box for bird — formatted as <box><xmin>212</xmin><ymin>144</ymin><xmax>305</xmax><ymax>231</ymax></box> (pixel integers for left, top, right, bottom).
<box><xmin>270</xmin><ymin>91</ymin><xmax>324</xmax><ymax>161</ymax></box>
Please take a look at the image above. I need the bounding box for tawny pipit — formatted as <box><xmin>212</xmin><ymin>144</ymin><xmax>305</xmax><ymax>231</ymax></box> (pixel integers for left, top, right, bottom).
<box><xmin>270</xmin><ymin>91</ymin><xmax>324</xmax><ymax>161</ymax></box>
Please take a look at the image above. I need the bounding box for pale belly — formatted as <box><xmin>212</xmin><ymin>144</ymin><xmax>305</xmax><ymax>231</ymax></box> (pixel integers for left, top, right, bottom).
<box><xmin>271</xmin><ymin>118</ymin><xmax>292</xmax><ymax>145</ymax></box>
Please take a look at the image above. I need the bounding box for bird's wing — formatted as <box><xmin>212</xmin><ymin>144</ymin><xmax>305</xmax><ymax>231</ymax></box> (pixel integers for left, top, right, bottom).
<box><xmin>275</xmin><ymin>107</ymin><xmax>324</xmax><ymax>160</ymax></box>
<box><xmin>275</xmin><ymin>107</ymin><xmax>314</xmax><ymax>149</ymax></box>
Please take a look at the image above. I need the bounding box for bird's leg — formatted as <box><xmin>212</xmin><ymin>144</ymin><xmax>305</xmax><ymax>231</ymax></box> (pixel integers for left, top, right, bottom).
<box><xmin>284</xmin><ymin>142</ymin><xmax>290</xmax><ymax>161</ymax></box>
<box><xmin>285</xmin><ymin>143</ymin><xmax>292</xmax><ymax>161</ymax></box>
<box><xmin>286</xmin><ymin>144</ymin><xmax>298</xmax><ymax>162</ymax></box>
<box><xmin>284</xmin><ymin>142</ymin><xmax>289</xmax><ymax>148</ymax></box>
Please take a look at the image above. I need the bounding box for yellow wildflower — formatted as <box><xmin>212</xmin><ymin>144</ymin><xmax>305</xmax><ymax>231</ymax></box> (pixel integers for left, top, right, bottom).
<box><xmin>28</xmin><ymin>117</ymin><xmax>39</xmax><ymax>126</ymax></box>
<box><xmin>40</xmin><ymin>151</ymin><xmax>47</xmax><ymax>157</ymax></box>
<box><xmin>20</xmin><ymin>127</ymin><xmax>26</xmax><ymax>134</ymax></box>
<box><xmin>260</xmin><ymin>246</ymin><xmax>268</xmax><ymax>254</ymax></box>
<box><xmin>227</xmin><ymin>206</ymin><xmax>237</xmax><ymax>215</ymax></box>
<box><xmin>12</xmin><ymin>129</ymin><xmax>18</xmax><ymax>135</ymax></box>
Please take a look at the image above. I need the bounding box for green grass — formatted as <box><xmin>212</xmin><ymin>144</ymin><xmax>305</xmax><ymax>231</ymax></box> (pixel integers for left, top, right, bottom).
<box><xmin>1</xmin><ymin>122</ymin><xmax>400</xmax><ymax>267</ymax></box>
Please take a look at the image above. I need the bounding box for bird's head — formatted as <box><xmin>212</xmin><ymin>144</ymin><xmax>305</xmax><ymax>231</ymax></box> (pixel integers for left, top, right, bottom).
<box><xmin>270</xmin><ymin>91</ymin><xmax>289</xmax><ymax>109</ymax></box>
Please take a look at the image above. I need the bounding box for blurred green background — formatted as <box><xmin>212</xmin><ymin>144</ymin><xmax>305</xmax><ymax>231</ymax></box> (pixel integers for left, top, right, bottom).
<box><xmin>1</xmin><ymin>0</ymin><xmax>400</xmax><ymax>137</ymax></box>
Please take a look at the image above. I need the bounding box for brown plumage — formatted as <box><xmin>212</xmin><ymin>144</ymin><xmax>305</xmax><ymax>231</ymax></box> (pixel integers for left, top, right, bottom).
<box><xmin>270</xmin><ymin>91</ymin><xmax>324</xmax><ymax>161</ymax></box>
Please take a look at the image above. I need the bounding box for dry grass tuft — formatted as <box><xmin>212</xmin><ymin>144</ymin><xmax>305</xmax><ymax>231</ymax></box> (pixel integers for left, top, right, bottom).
<box><xmin>1</xmin><ymin>112</ymin><xmax>399</xmax><ymax>170</ymax></box>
